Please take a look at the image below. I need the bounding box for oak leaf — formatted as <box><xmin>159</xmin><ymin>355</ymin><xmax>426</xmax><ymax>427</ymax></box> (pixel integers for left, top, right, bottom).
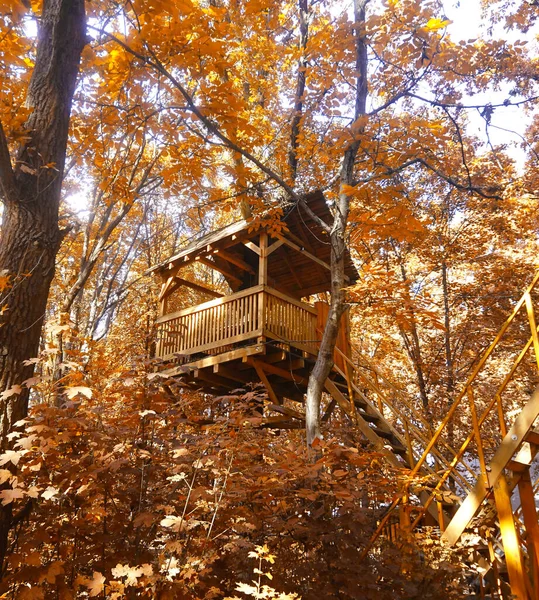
<box><xmin>39</xmin><ymin>560</ymin><xmax>65</xmax><ymax>584</ymax></box>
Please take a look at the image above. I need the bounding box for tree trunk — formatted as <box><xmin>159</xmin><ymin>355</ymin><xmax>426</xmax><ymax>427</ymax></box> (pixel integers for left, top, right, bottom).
<box><xmin>0</xmin><ymin>0</ymin><xmax>86</xmax><ymax>571</ymax></box>
<box><xmin>305</xmin><ymin>0</ymin><xmax>369</xmax><ymax>448</ymax></box>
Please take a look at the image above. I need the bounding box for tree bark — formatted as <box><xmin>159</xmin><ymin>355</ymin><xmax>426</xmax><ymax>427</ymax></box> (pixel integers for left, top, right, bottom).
<box><xmin>0</xmin><ymin>0</ymin><xmax>86</xmax><ymax>571</ymax></box>
<box><xmin>305</xmin><ymin>0</ymin><xmax>369</xmax><ymax>448</ymax></box>
<box><xmin>288</xmin><ymin>0</ymin><xmax>309</xmax><ymax>182</ymax></box>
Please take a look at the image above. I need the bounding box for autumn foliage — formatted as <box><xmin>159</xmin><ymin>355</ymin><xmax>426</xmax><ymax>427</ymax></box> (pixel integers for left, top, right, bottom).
<box><xmin>1</xmin><ymin>0</ymin><xmax>539</xmax><ymax>597</ymax></box>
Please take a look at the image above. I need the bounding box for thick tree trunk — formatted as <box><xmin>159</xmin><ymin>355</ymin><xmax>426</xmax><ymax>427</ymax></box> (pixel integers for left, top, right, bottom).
<box><xmin>305</xmin><ymin>0</ymin><xmax>369</xmax><ymax>448</ymax></box>
<box><xmin>0</xmin><ymin>0</ymin><xmax>86</xmax><ymax>571</ymax></box>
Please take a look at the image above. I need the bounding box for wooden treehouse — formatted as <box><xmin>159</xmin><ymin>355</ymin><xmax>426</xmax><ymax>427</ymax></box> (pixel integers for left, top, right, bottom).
<box><xmin>152</xmin><ymin>192</ymin><xmax>539</xmax><ymax>599</ymax></box>
<box><xmin>151</xmin><ymin>191</ymin><xmax>375</xmax><ymax>432</ymax></box>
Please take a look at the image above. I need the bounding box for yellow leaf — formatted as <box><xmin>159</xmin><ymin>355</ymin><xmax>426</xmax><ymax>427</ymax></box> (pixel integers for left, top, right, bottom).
<box><xmin>424</xmin><ymin>17</ymin><xmax>452</xmax><ymax>32</ymax></box>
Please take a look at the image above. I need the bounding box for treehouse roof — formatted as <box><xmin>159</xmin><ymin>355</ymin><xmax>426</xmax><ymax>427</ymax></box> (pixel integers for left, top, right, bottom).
<box><xmin>153</xmin><ymin>190</ymin><xmax>358</xmax><ymax>297</ymax></box>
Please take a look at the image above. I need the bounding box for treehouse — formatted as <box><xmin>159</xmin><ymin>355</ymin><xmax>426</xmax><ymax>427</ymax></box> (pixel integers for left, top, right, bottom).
<box><xmin>151</xmin><ymin>190</ymin><xmax>363</xmax><ymax>416</ymax></box>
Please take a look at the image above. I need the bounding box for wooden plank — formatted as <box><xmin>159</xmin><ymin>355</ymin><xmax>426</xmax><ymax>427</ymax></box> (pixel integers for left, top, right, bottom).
<box><xmin>159</xmin><ymin>344</ymin><xmax>265</xmax><ymax>377</ymax></box>
<box><xmin>156</xmin><ymin>285</ymin><xmax>263</xmax><ymax>323</ymax></box>
<box><xmin>251</xmin><ymin>359</ymin><xmax>281</xmax><ymax>406</ymax></box>
<box><xmin>267</xmin><ymin>239</ymin><xmax>284</xmax><ymax>255</ymax></box>
<box><xmin>261</xmin><ymin>417</ymin><xmax>304</xmax><ymax>429</ymax></box>
<box><xmin>243</xmin><ymin>240</ymin><xmax>261</xmax><ymax>256</ymax></box>
<box><xmin>443</xmin><ymin>386</ymin><xmax>539</xmax><ymax>546</ymax></box>
<box><xmin>213</xmin><ymin>248</ymin><xmax>256</xmax><ymax>274</ymax></box>
<box><xmin>153</xmin><ymin>221</ymin><xmax>250</xmax><ymax>273</ymax></box>
<box><xmin>526</xmin><ymin>429</ymin><xmax>539</xmax><ymax>445</ymax></box>
<box><xmin>266</xmin><ymin>404</ymin><xmax>305</xmax><ymax>420</ymax></box>
<box><xmin>194</xmin><ymin>369</ymin><xmax>235</xmax><ymax>390</ymax></box>
<box><xmin>264</xmin><ymin>350</ymin><xmax>287</xmax><ymax>364</ymax></box>
<box><xmin>258</xmin><ymin>233</ymin><xmax>268</xmax><ymax>286</ymax></box>
<box><xmin>324</xmin><ymin>379</ymin><xmax>403</xmax><ymax>466</ymax></box>
<box><xmin>508</xmin><ymin>442</ymin><xmax>534</xmax><ymax>472</ymax></box>
<box><xmin>525</xmin><ymin>292</ymin><xmax>539</xmax><ymax>370</ymax></box>
<box><xmin>322</xmin><ymin>399</ymin><xmax>336</xmax><ymax>422</ymax></box>
<box><xmin>248</xmin><ymin>358</ymin><xmax>309</xmax><ymax>386</ymax></box>
<box><xmin>160</xmin><ymin>328</ymin><xmax>264</xmax><ymax>359</ymax></box>
<box><xmin>198</xmin><ymin>256</ymin><xmax>243</xmax><ymax>286</ymax></box>
<box><xmin>493</xmin><ymin>472</ymin><xmax>529</xmax><ymax>600</ymax></box>
<box><xmin>518</xmin><ymin>469</ymin><xmax>539</xmax><ymax>596</ymax></box>
<box><xmin>282</xmin><ymin>249</ymin><xmax>304</xmax><ymax>290</ymax></box>
<box><xmin>274</xmin><ymin>233</ymin><xmax>333</xmax><ymax>274</ymax></box>
<box><xmin>263</xmin><ymin>330</ymin><xmax>317</xmax><ymax>358</ymax></box>
<box><xmin>174</xmin><ymin>277</ymin><xmax>223</xmax><ymax>299</ymax></box>
<box><xmin>468</xmin><ymin>388</ymin><xmax>488</xmax><ymax>487</ymax></box>
<box><xmin>159</xmin><ymin>276</ymin><xmax>179</xmax><ymax>301</ymax></box>
<box><xmin>214</xmin><ymin>364</ymin><xmax>252</xmax><ymax>384</ymax></box>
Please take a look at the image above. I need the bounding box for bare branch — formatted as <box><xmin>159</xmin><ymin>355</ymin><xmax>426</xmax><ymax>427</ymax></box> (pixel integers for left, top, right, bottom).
<box><xmin>355</xmin><ymin>157</ymin><xmax>502</xmax><ymax>199</ymax></box>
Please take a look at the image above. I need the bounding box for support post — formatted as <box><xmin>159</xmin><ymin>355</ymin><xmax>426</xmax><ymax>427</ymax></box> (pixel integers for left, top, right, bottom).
<box><xmin>258</xmin><ymin>232</ymin><xmax>268</xmax><ymax>286</ymax></box>
<box><xmin>493</xmin><ymin>471</ymin><xmax>529</xmax><ymax>600</ymax></box>
<box><xmin>257</xmin><ymin>233</ymin><xmax>268</xmax><ymax>345</ymax></box>
<box><xmin>517</xmin><ymin>467</ymin><xmax>539</xmax><ymax>596</ymax></box>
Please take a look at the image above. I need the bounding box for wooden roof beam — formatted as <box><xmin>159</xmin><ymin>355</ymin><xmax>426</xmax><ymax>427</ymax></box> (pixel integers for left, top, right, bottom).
<box><xmin>243</xmin><ymin>240</ymin><xmax>261</xmax><ymax>256</ymax></box>
<box><xmin>173</xmin><ymin>277</ymin><xmax>223</xmax><ymax>299</ymax></box>
<box><xmin>281</xmin><ymin>247</ymin><xmax>304</xmax><ymax>290</ymax></box>
<box><xmin>158</xmin><ymin>229</ymin><xmax>254</xmax><ymax>275</ymax></box>
<box><xmin>198</xmin><ymin>256</ymin><xmax>243</xmax><ymax>286</ymax></box>
<box><xmin>274</xmin><ymin>233</ymin><xmax>350</xmax><ymax>284</ymax></box>
<box><xmin>212</xmin><ymin>248</ymin><xmax>256</xmax><ymax>275</ymax></box>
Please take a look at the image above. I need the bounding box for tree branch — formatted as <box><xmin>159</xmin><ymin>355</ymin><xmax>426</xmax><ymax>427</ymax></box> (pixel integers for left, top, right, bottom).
<box><xmin>88</xmin><ymin>25</ymin><xmax>332</xmax><ymax>233</ymax></box>
<box><xmin>354</xmin><ymin>156</ymin><xmax>502</xmax><ymax>199</ymax></box>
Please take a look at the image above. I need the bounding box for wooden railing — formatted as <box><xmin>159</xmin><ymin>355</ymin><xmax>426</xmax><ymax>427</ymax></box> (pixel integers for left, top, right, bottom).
<box><xmin>155</xmin><ymin>285</ymin><xmax>318</xmax><ymax>360</ymax></box>
<box><xmin>357</xmin><ymin>270</ymin><xmax>539</xmax><ymax>591</ymax></box>
<box><xmin>265</xmin><ymin>288</ymin><xmax>319</xmax><ymax>354</ymax></box>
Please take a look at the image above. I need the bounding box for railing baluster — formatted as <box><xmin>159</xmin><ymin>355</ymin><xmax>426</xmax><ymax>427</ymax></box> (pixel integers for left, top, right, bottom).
<box><xmin>468</xmin><ymin>388</ymin><xmax>489</xmax><ymax>489</ymax></box>
<box><xmin>525</xmin><ymin>292</ymin><xmax>539</xmax><ymax>371</ymax></box>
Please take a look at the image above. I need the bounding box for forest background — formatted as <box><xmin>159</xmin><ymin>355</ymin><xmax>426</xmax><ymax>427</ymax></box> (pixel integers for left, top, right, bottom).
<box><xmin>0</xmin><ymin>0</ymin><xmax>538</xmax><ymax>597</ymax></box>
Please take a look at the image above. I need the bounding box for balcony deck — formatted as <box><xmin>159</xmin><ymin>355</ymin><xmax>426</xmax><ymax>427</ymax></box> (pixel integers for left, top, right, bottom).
<box><xmin>155</xmin><ymin>285</ymin><xmax>320</xmax><ymax>363</ymax></box>
<box><xmin>153</xmin><ymin>285</ymin><xmax>353</xmax><ymax>405</ymax></box>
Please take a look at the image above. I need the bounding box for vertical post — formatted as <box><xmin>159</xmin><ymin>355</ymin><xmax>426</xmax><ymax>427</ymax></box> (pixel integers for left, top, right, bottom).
<box><xmin>468</xmin><ymin>388</ymin><xmax>489</xmax><ymax>488</ymax></box>
<box><xmin>486</xmin><ymin>531</ymin><xmax>504</xmax><ymax>599</ymax></box>
<box><xmin>525</xmin><ymin>292</ymin><xmax>539</xmax><ymax>370</ymax></box>
<box><xmin>399</xmin><ymin>487</ymin><xmax>411</xmax><ymax>533</ymax></box>
<box><xmin>156</xmin><ymin>277</ymin><xmax>169</xmax><ymax>358</ymax></box>
<box><xmin>436</xmin><ymin>500</ymin><xmax>445</xmax><ymax>533</ymax></box>
<box><xmin>258</xmin><ymin>232</ymin><xmax>268</xmax><ymax>286</ymax></box>
<box><xmin>493</xmin><ymin>471</ymin><xmax>529</xmax><ymax>600</ymax></box>
<box><xmin>518</xmin><ymin>467</ymin><xmax>539</xmax><ymax>596</ymax></box>
<box><xmin>258</xmin><ymin>233</ymin><xmax>268</xmax><ymax>343</ymax></box>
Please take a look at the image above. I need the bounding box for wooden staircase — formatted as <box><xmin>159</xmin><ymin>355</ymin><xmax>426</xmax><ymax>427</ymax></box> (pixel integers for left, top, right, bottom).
<box><xmin>352</xmin><ymin>271</ymin><xmax>539</xmax><ymax>600</ymax></box>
